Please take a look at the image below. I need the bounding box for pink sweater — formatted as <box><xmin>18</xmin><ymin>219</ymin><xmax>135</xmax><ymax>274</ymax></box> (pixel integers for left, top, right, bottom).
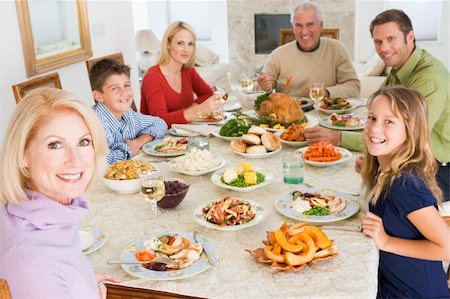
<box><xmin>0</xmin><ymin>190</ymin><xmax>98</xmax><ymax>298</ymax></box>
<box><xmin>140</xmin><ymin>65</ymin><xmax>213</xmax><ymax>127</ymax></box>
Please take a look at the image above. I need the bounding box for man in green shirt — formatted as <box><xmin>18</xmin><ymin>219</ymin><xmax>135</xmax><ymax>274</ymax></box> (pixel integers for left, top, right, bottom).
<box><xmin>304</xmin><ymin>9</ymin><xmax>449</xmax><ymax>201</ymax></box>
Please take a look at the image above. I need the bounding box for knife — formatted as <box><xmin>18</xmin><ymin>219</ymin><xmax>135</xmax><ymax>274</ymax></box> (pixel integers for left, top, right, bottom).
<box><xmin>318</xmin><ymin>225</ymin><xmax>362</xmax><ymax>232</ymax></box>
<box><xmin>107</xmin><ymin>256</ymin><xmax>179</xmax><ymax>266</ymax></box>
<box><xmin>193</xmin><ymin>231</ymin><xmax>220</xmax><ymax>266</ymax></box>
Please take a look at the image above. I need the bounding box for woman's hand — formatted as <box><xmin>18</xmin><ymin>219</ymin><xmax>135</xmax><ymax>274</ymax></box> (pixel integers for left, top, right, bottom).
<box><xmin>362</xmin><ymin>212</ymin><xmax>390</xmax><ymax>251</ymax></box>
<box><xmin>96</xmin><ymin>273</ymin><xmax>121</xmax><ymax>299</ymax></box>
<box><xmin>354</xmin><ymin>155</ymin><xmax>363</xmax><ymax>174</ymax></box>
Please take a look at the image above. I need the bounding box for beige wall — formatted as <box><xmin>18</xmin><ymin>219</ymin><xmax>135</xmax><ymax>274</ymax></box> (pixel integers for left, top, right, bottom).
<box><xmin>226</xmin><ymin>0</ymin><xmax>355</xmax><ymax>79</ymax></box>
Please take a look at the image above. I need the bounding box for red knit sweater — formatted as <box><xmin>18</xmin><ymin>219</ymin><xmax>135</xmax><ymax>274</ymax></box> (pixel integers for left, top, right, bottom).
<box><xmin>140</xmin><ymin>65</ymin><xmax>213</xmax><ymax>127</ymax></box>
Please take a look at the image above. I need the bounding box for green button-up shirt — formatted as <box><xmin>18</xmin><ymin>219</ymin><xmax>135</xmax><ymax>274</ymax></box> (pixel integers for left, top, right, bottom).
<box><xmin>342</xmin><ymin>47</ymin><xmax>450</xmax><ymax>163</ymax></box>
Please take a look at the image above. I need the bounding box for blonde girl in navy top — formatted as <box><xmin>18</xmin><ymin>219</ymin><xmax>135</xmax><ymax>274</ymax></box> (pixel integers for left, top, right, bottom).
<box><xmin>360</xmin><ymin>86</ymin><xmax>450</xmax><ymax>298</ymax></box>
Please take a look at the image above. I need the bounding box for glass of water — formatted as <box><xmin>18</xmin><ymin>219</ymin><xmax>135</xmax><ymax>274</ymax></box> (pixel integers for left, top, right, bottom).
<box><xmin>282</xmin><ymin>152</ymin><xmax>304</xmax><ymax>184</ymax></box>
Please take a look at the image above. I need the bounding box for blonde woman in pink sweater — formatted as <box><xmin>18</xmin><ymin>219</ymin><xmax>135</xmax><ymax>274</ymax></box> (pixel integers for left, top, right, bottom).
<box><xmin>0</xmin><ymin>88</ymin><xmax>119</xmax><ymax>298</ymax></box>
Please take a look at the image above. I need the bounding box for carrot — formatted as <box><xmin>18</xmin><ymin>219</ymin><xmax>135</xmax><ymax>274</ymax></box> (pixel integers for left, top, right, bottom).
<box><xmin>303</xmin><ymin>141</ymin><xmax>341</xmax><ymax>162</ymax></box>
<box><xmin>135</xmin><ymin>250</ymin><xmax>155</xmax><ymax>261</ymax></box>
<box><xmin>308</xmin><ymin>156</ymin><xmax>341</xmax><ymax>162</ymax></box>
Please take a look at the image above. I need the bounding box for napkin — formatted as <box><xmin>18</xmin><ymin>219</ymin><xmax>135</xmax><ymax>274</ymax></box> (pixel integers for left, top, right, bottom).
<box><xmin>172</xmin><ymin>124</ymin><xmax>214</xmax><ymax>136</ymax></box>
<box><xmin>439</xmin><ymin>201</ymin><xmax>450</xmax><ymax>216</ymax></box>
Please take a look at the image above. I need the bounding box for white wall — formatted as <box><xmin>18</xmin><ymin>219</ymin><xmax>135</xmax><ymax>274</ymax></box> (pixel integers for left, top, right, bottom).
<box><xmin>355</xmin><ymin>0</ymin><xmax>449</xmax><ymax>69</ymax></box>
<box><xmin>133</xmin><ymin>0</ymin><xmax>229</xmax><ymax>63</ymax></box>
<box><xmin>0</xmin><ymin>1</ymin><xmax>140</xmax><ymax>144</ymax></box>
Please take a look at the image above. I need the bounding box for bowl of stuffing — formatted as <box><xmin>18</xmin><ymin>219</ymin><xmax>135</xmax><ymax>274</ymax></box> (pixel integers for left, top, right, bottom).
<box><xmin>103</xmin><ymin>160</ymin><xmax>156</xmax><ymax>194</ymax></box>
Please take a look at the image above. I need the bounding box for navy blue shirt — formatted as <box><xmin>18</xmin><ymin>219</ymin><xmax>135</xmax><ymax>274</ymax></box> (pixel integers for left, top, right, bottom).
<box><xmin>369</xmin><ymin>172</ymin><xmax>449</xmax><ymax>298</ymax></box>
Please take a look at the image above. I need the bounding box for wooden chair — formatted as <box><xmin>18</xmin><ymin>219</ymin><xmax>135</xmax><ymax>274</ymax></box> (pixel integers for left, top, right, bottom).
<box><xmin>105</xmin><ymin>283</ymin><xmax>205</xmax><ymax>299</ymax></box>
<box><xmin>11</xmin><ymin>72</ymin><xmax>62</xmax><ymax>104</ymax></box>
<box><xmin>279</xmin><ymin>28</ymin><xmax>339</xmax><ymax>45</ymax></box>
<box><xmin>86</xmin><ymin>52</ymin><xmax>137</xmax><ymax>111</ymax></box>
<box><xmin>0</xmin><ymin>279</ymin><xmax>12</xmax><ymax>299</ymax></box>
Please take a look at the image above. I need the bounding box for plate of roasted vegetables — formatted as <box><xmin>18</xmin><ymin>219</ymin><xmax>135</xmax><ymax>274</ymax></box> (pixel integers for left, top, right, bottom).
<box><xmin>246</xmin><ymin>221</ymin><xmax>338</xmax><ymax>271</ymax></box>
<box><xmin>210</xmin><ymin>162</ymin><xmax>273</xmax><ymax>192</ymax></box>
<box><xmin>320</xmin><ymin>113</ymin><xmax>366</xmax><ymax>131</ymax></box>
<box><xmin>275</xmin><ymin>189</ymin><xmax>359</xmax><ymax>223</ymax></box>
<box><xmin>143</xmin><ymin>137</ymin><xmax>189</xmax><ymax>157</ymax></box>
<box><xmin>318</xmin><ymin>98</ymin><xmax>357</xmax><ymax>114</ymax></box>
<box><xmin>193</xmin><ymin>196</ymin><xmax>265</xmax><ymax>231</ymax></box>
<box><xmin>119</xmin><ymin>232</ymin><xmax>214</xmax><ymax>280</ymax></box>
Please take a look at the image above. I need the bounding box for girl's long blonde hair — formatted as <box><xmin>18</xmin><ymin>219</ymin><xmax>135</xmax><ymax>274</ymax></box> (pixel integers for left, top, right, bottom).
<box><xmin>0</xmin><ymin>88</ymin><xmax>108</xmax><ymax>204</ymax></box>
<box><xmin>361</xmin><ymin>86</ymin><xmax>442</xmax><ymax>203</ymax></box>
<box><xmin>157</xmin><ymin>21</ymin><xmax>196</xmax><ymax>68</ymax></box>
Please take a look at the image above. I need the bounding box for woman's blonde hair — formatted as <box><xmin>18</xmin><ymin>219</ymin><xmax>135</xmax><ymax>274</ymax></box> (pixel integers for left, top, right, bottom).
<box><xmin>361</xmin><ymin>86</ymin><xmax>442</xmax><ymax>203</ymax></box>
<box><xmin>0</xmin><ymin>88</ymin><xmax>108</xmax><ymax>204</ymax></box>
<box><xmin>157</xmin><ymin>21</ymin><xmax>197</xmax><ymax>68</ymax></box>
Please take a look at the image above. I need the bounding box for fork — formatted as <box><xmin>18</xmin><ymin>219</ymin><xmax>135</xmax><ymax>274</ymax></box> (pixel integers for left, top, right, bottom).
<box><xmin>302</xmin><ymin>182</ymin><xmax>360</xmax><ymax>197</ymax></box>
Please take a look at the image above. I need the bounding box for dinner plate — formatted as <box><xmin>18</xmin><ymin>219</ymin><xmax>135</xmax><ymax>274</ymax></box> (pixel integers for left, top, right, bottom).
<box><xmin>210</xmin><ymin>168</ymin><xmax>273</xmax><ymax>192</ymax></box>
<box><xmin>79</xmin><ymin>226</ymin><xmax>108</xmax><ymax>255</ymax></box>
<box><xmin>211</xmin><ymin>130</ymin><xmax>241</xmax><ymax>141</ymax></box>
<box><xmin>295</xmin><ymin>146</ymin><xmax>353</xmax><ymax>167</ymax></box>
<box><xmin>168</xmin><ymin>155</ymin><xmax>226</xmax><ymax>176</ymax></box>
<box><xmin>258</xmin><ymin>114</ymin><xmax>319</xmax><ymax>132</ymax></box>
<box><xmin>119</xmin><ymin>232</ymin><xmax>214</xmax><ymax>280</ymax></box>
<box><xmin>275</xmin><ymin>189</ymin><xmax>360</xmax><ymax>223</ymax></box>
<box><xmin>279</xmin><ymin>138</ymin><xmax>308</xmax><ymax>147</ymax></box>
<box><xmin>79</xmin><ymin>230</ymin><xmax>95</xmax><ymax>251</ymax></box>
<box><xmin>223</xmin><ymin>98</ymin><xmax>242</xmax><ymax>112</ymax></box>
<box><xmin>193</xmin><ymin>199</ymin><xmax>265</xmax><ymax>231</ymax></box>
<box><xmin>232</xmin><ymin>145</ymin><xmax>282</xmax><ymax>159</ymax></box>
<box><xmin>296</xmin><ymin>97</ymin><xmax>314</xmax><ymax>111</ymax></box>
<box><xmin>347</xmin><ymin>98</ymin><xmax>367</xmax><ymax>107</ymax></box>
<box><xmin>319</xmin><ymin>115</ymin><xmax>366</xmax><ymax>131</ymax></box>
<box><xmin>318</xmin><ymin>104</ymin><xmax>358</xmax><ymax>114</ymax></box>
<box><xmin>142</xmin><ymin>138</ymin><xmax>188</xmax><ymax>157</ymax></box>
<box><xmin>168</xmin><ymin>127</ymin><xmax>198</xmax><ymax>137</ymax></box>
<box><xmin>275</xmin><ymin>131</ymin><xmax>308</xmax><ymax>147</ymax></box>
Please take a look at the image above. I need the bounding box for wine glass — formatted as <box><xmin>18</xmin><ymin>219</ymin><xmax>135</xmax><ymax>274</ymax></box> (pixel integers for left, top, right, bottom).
<box><xmin>139</xmin><ymin>171</ymin><xmax>165</xmax><ymax>218</ymax></box>
<box><xmin>309</xmin><ymin>82</ymin><xmax>325</xmax><ymax>119</ymax></box>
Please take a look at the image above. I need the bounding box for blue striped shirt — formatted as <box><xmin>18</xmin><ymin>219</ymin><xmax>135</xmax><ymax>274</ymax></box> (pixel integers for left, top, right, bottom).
<box><xmin>93</xmin><ymin>103</ymin><xmax>167</xmax><ymax>164</ymax></box>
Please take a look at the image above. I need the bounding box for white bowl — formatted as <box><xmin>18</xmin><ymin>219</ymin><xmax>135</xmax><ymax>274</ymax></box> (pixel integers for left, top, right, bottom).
<box><xmin>102</xmin><ymin>177</ymin><xmax>141</xmax><ymax>194</ymax></box>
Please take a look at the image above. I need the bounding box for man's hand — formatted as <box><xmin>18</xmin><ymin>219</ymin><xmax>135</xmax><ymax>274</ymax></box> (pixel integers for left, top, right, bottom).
<box><xmin>125</xmin><ymin>134</ymin><xmax>154</xmax><ymax>156</ymax></box>
<box><xmin>304</xmin><ymin>126</ymin><xmax>341</xmax><ymax>145</ymax></box>
<box><xmin>257</xmin><ymin>71</ymin><xmax>273</xmax><ymax>92</ymax></box>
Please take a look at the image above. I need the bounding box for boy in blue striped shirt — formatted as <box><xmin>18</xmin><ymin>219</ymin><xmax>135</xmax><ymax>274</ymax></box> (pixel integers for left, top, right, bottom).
<box><xmin>90</xmin><ymin>59</ymin><xmax>167</xmax><ymax>164</ymax></box>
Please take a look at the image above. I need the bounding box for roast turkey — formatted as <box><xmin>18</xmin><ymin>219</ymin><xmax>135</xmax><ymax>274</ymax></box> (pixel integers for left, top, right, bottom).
<box><xmin>257</xmin><ymin>93</ymin><xmax>304</xmax><ymax>124</ymax></box>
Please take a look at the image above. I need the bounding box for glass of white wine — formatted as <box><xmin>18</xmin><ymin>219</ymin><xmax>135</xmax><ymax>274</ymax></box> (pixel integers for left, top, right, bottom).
<box><xmin>139</xmin><ymin>171</ymin><xmax>165</xmax><ymax>218</ymax></box>
<box><xmin>309</xmin><ymin>82</ymin><xmax>325</xmax><ymax>119</ymax></box>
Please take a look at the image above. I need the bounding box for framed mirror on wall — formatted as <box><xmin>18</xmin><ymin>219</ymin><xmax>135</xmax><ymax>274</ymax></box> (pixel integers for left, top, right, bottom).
<box><xmin>16</xmin><ymin>0</ymin><xmax>92</xmax><ymax>77</ymax></box>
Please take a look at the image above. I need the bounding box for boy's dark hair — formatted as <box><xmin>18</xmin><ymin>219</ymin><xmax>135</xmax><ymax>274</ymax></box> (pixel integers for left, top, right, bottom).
<box><xmin>370</xmin><ymin>9</ymin><xmax>414</xmax><ymax>43</ymax></box>
<box><xmin>89</xmin><ymin>58</ymin><xmax>131</xmax><ymax>92</ymax></box>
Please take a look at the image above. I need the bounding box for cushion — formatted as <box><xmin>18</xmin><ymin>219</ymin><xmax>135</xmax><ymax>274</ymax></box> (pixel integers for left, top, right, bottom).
<box><xmin>195</xmin><ymin>44</ymin><xmax>219</xmax><ymax>67</ymax></box>
<box><xmin>363</xmin><ymin>54</ymin><xmax>386</xmax><ymax>76</ymax></box>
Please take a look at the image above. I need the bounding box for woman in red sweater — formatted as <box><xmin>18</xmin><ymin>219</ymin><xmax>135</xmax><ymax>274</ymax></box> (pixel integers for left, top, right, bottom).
<box><xmin>140</xmin><ymin>21</ymin><xmax>222</xmax><ymax>127</ymax></box>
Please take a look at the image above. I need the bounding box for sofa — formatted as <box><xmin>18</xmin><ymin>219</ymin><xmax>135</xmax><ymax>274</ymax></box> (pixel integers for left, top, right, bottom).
<box><xmin>353</xmin><ymin>54</ymin><xmax>388</xmax><ymax>98</ymax></box>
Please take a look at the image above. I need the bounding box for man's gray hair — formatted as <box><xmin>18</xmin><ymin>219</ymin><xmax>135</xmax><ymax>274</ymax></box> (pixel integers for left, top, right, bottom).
<box><xmin>291</xmin><ymin>1</ymin><xmax>324</xmax><ymax>24</ymax></box>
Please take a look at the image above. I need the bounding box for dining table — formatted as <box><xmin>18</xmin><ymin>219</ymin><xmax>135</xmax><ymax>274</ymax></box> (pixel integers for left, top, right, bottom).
<box><xmin>83</xmin><ymin>99</ymin><xmax>379</xmax><ymax>298</ymax></box>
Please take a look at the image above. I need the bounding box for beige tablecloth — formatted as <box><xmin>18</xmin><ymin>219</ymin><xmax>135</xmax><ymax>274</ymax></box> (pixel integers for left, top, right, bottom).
<box><xmin>84</xmin><ymin>107</ymin><xmax>378</xmax><ymax>299</ymax></box>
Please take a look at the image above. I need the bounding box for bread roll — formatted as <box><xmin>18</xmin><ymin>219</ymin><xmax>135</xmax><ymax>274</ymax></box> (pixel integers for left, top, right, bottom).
<box><xmin>230</xmin><ymin>140</ymin><xmax>247</xmax><ymax>153</ymax></box>
<box><xmin>246</xmin><ymin>145</ymin><xmax>267</xmax><ymax>154</ymax></box>
<box><xmin>248</xmin><ymin>125</ymin><xmax>267</xmax><ymax>136</ymax></box>
<box><xmin>242</xmin><ymin>134</ymin><xmax>261</xmax><ymax>145</ymax></box>
<box><xmin>261</xmin><ymin>132</ymin><xmax>281</xmax><ymax>151</ymax></box>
